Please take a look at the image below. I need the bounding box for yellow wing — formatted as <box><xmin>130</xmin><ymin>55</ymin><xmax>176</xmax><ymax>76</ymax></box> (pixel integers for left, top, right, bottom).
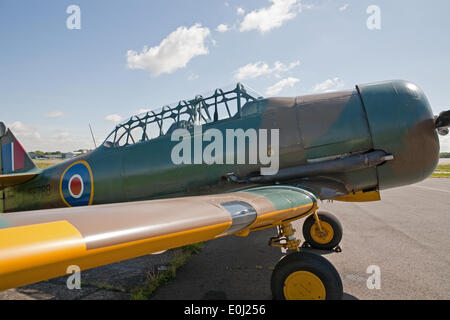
<box><xmin>0</xmin><ymin>186</ymin><xmax>317</xmax><ymax>290</ymax></box>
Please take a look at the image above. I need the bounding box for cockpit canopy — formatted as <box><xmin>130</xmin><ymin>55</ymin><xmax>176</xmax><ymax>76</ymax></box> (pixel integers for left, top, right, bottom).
<box><xmin>103</xmin><ymin>83</ymin><xmax>261</xmax><ymax>147</ymax></box>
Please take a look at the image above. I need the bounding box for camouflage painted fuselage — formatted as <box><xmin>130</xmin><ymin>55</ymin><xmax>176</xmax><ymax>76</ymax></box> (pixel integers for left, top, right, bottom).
<box><xmin>1</xmin><ymin>80</ymin><xmax>440</xmax><ymax>213</ymax></box>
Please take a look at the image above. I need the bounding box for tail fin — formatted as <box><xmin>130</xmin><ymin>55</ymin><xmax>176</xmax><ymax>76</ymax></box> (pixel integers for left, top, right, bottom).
<box><xmin>0</xmin><ymin>122</ymin><xmax>37</xmax><ymax>174</ymax></box>
<box><xmin>0</xmin><ymin>122</ymin><xmax>39</xmax><ymax>190</ymax></box>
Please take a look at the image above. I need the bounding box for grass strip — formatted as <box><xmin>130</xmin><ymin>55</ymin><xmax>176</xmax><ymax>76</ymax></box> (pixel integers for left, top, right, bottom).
<box><xmin>131</xmin><ymin>243</ymin><xmax>203</xmax><ymax>300</ymax></box>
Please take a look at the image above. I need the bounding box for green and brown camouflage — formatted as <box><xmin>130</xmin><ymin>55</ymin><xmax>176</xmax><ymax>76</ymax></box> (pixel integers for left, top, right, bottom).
<box><xmin>0</xmin><ymin>80</ymin><xmax>446</xmax><ymax>213</ymax></box>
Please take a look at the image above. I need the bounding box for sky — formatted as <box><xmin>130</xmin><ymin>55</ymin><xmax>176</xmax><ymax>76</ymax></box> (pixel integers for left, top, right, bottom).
<box><xmin>1</xmin><ymin>0</ymin><xmax>449</xmax><ymax>152</ymax></box>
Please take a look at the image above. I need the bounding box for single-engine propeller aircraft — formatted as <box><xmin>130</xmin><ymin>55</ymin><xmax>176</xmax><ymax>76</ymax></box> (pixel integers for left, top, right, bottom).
<box><xmin>0</xmin><ymin>80</ymin><xmax>449</xmax><ymax>299</ymax></box>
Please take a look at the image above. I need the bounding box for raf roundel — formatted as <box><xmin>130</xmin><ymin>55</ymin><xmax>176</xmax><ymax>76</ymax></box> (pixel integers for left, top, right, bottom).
<box><xmin>60</xmin><ymin>161</ymin><xmax>94</xmax><ymax>207</ymax></box>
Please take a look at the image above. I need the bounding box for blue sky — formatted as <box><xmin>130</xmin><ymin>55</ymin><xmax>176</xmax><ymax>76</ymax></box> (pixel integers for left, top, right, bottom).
<box><xmin>1</xmin><ymin>0</ymin><xmax>449</xmax><ymax>151</ymax></box>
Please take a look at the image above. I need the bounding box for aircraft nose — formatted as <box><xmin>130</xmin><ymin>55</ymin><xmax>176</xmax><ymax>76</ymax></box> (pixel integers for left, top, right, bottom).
<box><xmin>357</xmin><ymin>80</ymin><xmax>440</xmax><ymax>190</ymax></box>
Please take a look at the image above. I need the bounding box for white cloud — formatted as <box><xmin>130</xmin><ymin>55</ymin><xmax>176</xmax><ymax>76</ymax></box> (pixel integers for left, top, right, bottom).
<box><xmin>224</xmin><ymin>2</ymin><xmax>230</xmax><ymax>7</ymax></box>
<box><xmin>240</xmin><ymin>0</ymin><xmax>302</xmax><ymax>33</ymax></box>
<box><xmin>302</xmin><ymin>3</ymin><xmax>315</xmax><ymax>10</ymax></box>
<box><xmin>266</xmin><ymin>77</ymin><xmax>300</xmax><ymax>95</ymax></box>
<box><xmin>188</xmin><ymin>73</ymin><xmax>199</xmax><ymax>81</ymax></box>
<box><xmin>9</xmin><ymin>121</ymin><xmax>41</xmax><ymax>140</ymax></box>
<box><xmin>237</xmin><ymin>7</ymin><xmax>245</xmax><ymax>15</ymax></box>
<box><xmin>136</xmin><ymin>108</ymin><xmax>151</xmax><ymax>114</ymax></box>
<box><xmin>272</xmin><ymin>60</ymin><xmax>300</xmax><ymax>74</ymax></box>
<box><xmin>312</xmin><ymin>77</ymin><xmax>344</xmax><ymax>93</ymax></box>
<box><xmin>216</xmin><ymin>24</ymin><xmax>229</xmax><ymax>33</ymax></box>
<box><xmin>339</xmin><ymin>4</ymin><xmax>349</xmax><ymax>11</ymax></box>
<box><xmin>126</xmin><ymin>24</ymin><xmax>211</xmax><ymax>76</ymax></box>
<box><xmin>54</xmin><ymin>131</ymin><xmax>69</xmax><ymax>139</ymax></box>
<box><xmin>234</xmin><ymin>60</ymin><xmax>300</xmax><ymax>81</ymax></box>
<box><xmin>6</xmin><ymin>122</ymin><xmax>93</xmax><ymax>152</ymax></box>
<box><xmin>105</xmin><ymin>114</ymin><xmax>122</xmax><ymax>123</ymax></box>
<box><xmin>235</xmin><ymin>62</ymin><xmax>272</xmax><ymax>80</ymax></box>
<box><xmin>45</xmin><ymin>110</ymin><xmax>64</xmax><ymax>118</ymax></box>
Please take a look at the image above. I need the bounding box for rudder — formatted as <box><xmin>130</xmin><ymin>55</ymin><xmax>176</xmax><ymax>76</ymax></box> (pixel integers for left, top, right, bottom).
<box><xmin>0</xmin><ymin>122</ymin><xmax>37</xmax><ymax>175</ymax></box>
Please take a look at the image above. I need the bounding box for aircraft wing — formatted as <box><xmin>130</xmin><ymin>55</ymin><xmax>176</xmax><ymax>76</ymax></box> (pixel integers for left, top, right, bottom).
<box><xmin>0</xmin><ymin>186</ymin><xmax>317</xmax><ymax>290</ymax></box>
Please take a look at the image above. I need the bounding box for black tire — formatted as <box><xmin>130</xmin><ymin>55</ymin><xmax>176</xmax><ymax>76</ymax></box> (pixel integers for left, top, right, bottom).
<box><xmin>302</xmin><ymin>211</ymin><xmax>343</xmax><ymax>250</ymax></box>
<box><xmin>271</xmin><ymin>251</ymin><xmax>343</xmax><ymax>300</ymax></box>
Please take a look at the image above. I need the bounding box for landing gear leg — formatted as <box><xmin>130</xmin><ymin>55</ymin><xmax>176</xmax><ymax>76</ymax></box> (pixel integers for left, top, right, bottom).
<box><xmin>269</xmin><ymin>222</ymin><xmax>301</xmax><ymax>252</ymax></box>
<box><xmin>269</xmin><ymin>221</ymin><xmax>343</xmax><ymax>300</ymax></box>
<box><xmin>302</xmin><ymin>211</ymin><xmax>343</xmax><ymax>251</ymax></box>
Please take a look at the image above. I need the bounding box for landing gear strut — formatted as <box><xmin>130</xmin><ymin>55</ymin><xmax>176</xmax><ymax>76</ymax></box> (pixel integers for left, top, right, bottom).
<box><xmin>269</xmin><ymin>222</ymin><xmax>301</xmax><ymax>252</ymax></box>
<box><xmin>269</xmin><ymin>219</ymin><xmax>343</xmax><ymax>300</ymax></box>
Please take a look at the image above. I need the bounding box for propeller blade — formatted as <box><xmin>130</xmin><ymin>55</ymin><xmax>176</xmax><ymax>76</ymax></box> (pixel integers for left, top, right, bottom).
<box><xmin>435</xmin><ymin>110</ymin><xmax>450</xmax><ymax>128</ymax></box>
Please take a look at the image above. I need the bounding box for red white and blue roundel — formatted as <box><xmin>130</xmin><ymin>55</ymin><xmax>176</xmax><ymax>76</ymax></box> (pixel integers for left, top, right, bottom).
<box><xmin>59</xmin><ymin>161</ymin><xmax>94</xmax><ymax>207</ymax></box>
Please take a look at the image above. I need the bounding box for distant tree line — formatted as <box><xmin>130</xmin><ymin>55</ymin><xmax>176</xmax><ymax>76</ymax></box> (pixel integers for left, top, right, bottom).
<box><xmin>32</xmin><ymin>151</ymin><xmax>63</xmax><ymax>156</ymax></box>
<box><xmin>28</xmin><ymin>149</ymin><xmax>92</xmax><ymax>160</ymax></box>
<box><xmin>31</xmin><ymin>149</ymin><xmax>91</xmax><ymax>156</ymax></box>
<box><xmin>441</xmin><ymin>152</ymin><xmax>450</xmax><ymax>158</ymax></box>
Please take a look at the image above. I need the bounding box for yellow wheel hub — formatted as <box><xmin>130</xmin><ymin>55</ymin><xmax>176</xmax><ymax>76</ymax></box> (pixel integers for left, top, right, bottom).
<box><xmin>310</xmin><ymin>221</ymin><xmax>334</xmax><ymax>244</ymax></box>
<box><xmin>283</xmin><ymin>271</ymin><xmax>326</xmax><ymax>300</ymax></box>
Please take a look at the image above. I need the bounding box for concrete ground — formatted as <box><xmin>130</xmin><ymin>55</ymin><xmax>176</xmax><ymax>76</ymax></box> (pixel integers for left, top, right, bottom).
<box><xmin>1</xmin><ymin>178</ymin><xmax>449</xmax><ymax>300</ymax></box>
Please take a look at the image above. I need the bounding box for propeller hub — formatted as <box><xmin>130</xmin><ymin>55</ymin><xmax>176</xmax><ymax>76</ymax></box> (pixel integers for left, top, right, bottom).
<box><xmin>435</xmin><ymin>110</ymin><xmax>450</xmax><ymax>135</ymax></box>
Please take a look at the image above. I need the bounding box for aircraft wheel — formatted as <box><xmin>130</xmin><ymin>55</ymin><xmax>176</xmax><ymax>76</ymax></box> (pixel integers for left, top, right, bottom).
<box><xmin>271</xmin><ymin>251</ymin><xmax>343</xmax><ymax>300</ymax></box>
<box><xmin>302</xmin><ymin>211</ymin><xmax>342</xmax><ymax>250</ymax></box>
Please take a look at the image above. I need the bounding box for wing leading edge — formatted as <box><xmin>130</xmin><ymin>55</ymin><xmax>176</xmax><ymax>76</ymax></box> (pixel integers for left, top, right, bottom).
<box><xmin>0</xmin><ymin>186</ymin><xmax>317</xmax><ymax>290</ymax></box>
